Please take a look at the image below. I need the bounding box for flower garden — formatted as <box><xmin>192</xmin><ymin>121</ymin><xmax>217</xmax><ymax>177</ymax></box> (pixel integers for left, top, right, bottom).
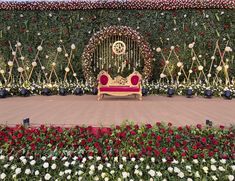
<box><xmin>0</xmin><ymin>123</ymin><xmax>234</xmax><ymax>180</ymax></box>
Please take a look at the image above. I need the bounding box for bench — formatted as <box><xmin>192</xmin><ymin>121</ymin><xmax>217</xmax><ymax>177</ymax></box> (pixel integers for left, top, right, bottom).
<box><xmin>97</xmin><ymin>71</ymin><xmax>142</xmax><ymax>100</ymax></box>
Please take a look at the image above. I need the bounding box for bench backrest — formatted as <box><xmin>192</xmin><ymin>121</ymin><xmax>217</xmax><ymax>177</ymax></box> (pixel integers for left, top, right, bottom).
<box><xmin>97</xmin><ymin>71</ymin><xmax>142</xmax><ymax>87</ymax></box>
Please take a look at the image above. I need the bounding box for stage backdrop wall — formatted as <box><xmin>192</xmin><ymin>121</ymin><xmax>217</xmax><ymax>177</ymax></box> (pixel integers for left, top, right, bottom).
<box><xmin>0</xmin><ymin>8</ymin><xmax>234</xmax><ymax>95</ymax></box>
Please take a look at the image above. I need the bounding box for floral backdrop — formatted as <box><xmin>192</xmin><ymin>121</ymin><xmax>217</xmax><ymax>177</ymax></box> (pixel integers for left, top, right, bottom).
<box><xmin>0</xmin><ymin>8</ymin><xmax>234</xmax><ymax>95</ymax></box>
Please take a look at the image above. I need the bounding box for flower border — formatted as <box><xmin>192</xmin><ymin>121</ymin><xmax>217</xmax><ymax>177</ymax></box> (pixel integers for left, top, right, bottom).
<box><xmin>81</xmin><ymin>26</ymin><xmax>153</xmax><ymax>83</ymax></box>
<box><xmin>0</xmin><ymin>0</ymin><xmax>234</xmax><ymax>10</ymax></box>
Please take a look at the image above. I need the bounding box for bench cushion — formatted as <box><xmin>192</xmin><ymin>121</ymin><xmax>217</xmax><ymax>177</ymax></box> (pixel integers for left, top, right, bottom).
<box><xmin>100</xmin><ymin>75</ymin><xmax>109</xmax><ymax>85</ymax></box>
<box><xmin>131</xmin><ymin>75</ymin><xmax>140</xmax><ymax>85</ymax></box>
<box><xmin>100</xmin><ymin>86</ymin><xmax>140</xmax><ymax>92</ymax></box>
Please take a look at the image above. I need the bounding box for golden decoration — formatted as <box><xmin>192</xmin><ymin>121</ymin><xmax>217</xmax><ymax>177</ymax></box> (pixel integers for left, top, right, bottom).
<box><xmin>112</xmin><ymin>41</ymin><xmax>126</xmax><ymax>55</ymax></box>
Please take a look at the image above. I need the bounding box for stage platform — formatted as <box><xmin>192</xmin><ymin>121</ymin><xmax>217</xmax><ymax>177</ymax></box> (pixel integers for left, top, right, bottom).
<box><xmin>0</xmin><ymin>95</ymin><xmax>234</xmax><ymax>127</ymax></box>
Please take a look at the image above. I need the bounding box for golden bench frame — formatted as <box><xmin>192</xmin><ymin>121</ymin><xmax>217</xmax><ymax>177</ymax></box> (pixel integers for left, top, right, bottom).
<box><xmin>97</xmin><ymin>71</ymin><xmax>142</xmax><ymax>101</ymax></box>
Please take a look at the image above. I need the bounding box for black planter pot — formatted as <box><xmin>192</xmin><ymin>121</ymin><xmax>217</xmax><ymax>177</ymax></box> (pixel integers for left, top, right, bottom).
<box><xmin>185</xmin><ymin>89</ymin><xmax>193</xmax><ymax>98</ymax></box>
<box><xmin>167</xmin><ymin>87</ymin><xmax>175</xmax><ymax>97</ymax></box>
<box><xmin>20</xmin><ymin>88</ymin><xmax>30</xmax><ymax>97</ymax></box>
<box><xmin>0</xmin><ymin>89</ymin><xmax>8</xmax><ymax>98</ymax></box>
<box><xmin>92</xmin><ymin>87</ymin><xmax>98</xmax><ymax>95</ymax></box>
<box><xmin>204</xmin><ymin>89</ymin><xmax>213</xmax><ymax>98</ymax></box>
<box><xmin>224</xmin><ymin>90</ymin><xmax>232</xmax><ymax>100</ymax></box>
<box><xmin>74</xmin><ymin>87</ymin><xmax>83</xmax><ymax>96</ymax></box>
<box><xmin>41</xmin><ymin>88</ymin><xmax>51</xmax><ymax>96</ymax></box>
<box><xmin>59</xmin><ymin>88</ymin><xmax>67</xmax><ymax>96</ymax></box>
<box><xmin>142</xmin><ymin>88</ymin><xmax>148</xmax><ymax>96</ymax></box>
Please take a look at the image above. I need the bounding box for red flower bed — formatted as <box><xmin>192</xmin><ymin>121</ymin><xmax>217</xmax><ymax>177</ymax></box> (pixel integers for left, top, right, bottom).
<box><xmin>0</xmin><ymin>0</ymin><xmax>234</xmax><ymax>11</ymax></box>
<box><xmin>0</xmin><ymin>123</ymin><xmax>234</xmax><ymax>161</ymax></box>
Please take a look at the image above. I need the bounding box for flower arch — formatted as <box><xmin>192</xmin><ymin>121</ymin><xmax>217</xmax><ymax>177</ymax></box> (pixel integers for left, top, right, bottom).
<box><xmin>81</xmin><ymin>26</ymin><xmax>153</xmax><ymax>84</ymax></box>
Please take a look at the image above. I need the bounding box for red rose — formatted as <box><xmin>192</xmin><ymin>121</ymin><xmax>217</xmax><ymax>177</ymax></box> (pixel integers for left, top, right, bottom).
<box><xmin>168</xmin><ymin>122</ymin><xmax>172</xmax><ymax>127</ymax></box>
<box><xmin>17</xmin><ymin>133</ymin><xmax>23</xmax><ymax>139</ymax></box>
<box><xmin>162</xmin><ymin>147</ymin><xmax>167</xmax><ymax>154</ymax></box>
<box><xmin>145</xmin><ymin>124</ymin><xmax>152</xmax><ymax>129</ymax></box>
<box><xmin>201</xmin><ymin>137</ymin><xmax>207</xmax><ymax>143</ymax></box>
<box><xmin>193</xmin><ymin>154</ymin><xmax>198</xmax><ymax>159</ymax></box>
<box><xmin>130</xmin><ymin>130</ymin><xmax>136</xmax><ymax>135</ymax></box>
<box><xmin>156</xmin><ymin>135</ymin><xmax>162</xmax><ymax>141</ymax></box>
<box><xmin>181</xmin><ymin>152</ymin><xmax>186</xmax><ymax>157</ymax></box>
<box><xmin>196</xmin><ymin>124</ymin><xmax>202</xmax><ymax>129</ymax></box>
<box><xmin>154</xmin><ymin>150</ymin><xmax>160</xmax><ymax>157</ymax></box>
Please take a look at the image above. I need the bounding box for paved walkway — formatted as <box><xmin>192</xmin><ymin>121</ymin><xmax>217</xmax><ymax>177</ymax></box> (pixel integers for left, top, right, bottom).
<box><xmin>0</xmin><ymin>95</ymin><xmax>234</xmax><ymax>127</ymax></box>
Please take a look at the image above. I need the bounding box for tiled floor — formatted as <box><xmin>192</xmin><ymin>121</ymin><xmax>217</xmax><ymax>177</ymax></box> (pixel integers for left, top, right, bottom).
<box><xmin>0</xmin><ymin>95</ymin><xmax>234</xmax><ymax>127</ymax></box>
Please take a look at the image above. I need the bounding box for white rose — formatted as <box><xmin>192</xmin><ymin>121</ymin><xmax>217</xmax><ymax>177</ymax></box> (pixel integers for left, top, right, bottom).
<box><xmin>44</xmin><ymin>173</ymin><xmax>51</xmax><ymax>180</ymax></box>
<box><xmin>8</xmin><ymin>61</ymin><xmax>13</xmax><ymax>67</ymax></box>
<box><xmin>195</xmin><ymin>171</ymin><xmax>200</xmax><ymax>178</ymax></box>
<box><xmin>37</xmin><ymin>45</ymin><xmax>43</xmax><ymax>51</ymax></box>
<box><xmin>188</xmin><ymin>42</ymin><xmax>195</xmax><ymax>49</ymax></box>
<box><xmin>211</xmin><ymin>175</ymin><xmax>218</xmax><ymax>181</ymax></box>
<box><xmin>170</xmin><ymin>46</ymin><xmax>175</xmax><ymax>50</ymax></box>
<box><xmin>104</xmin><ymin>177</ymin><xmax>109</xmax><ymax>181</ymax></box>
<box><xmin>198</xmin><ymin>65</ymin><xmax>203</xmax><ymax>71</ymax></box>
<box><xmin>160</xmin><ymin>73</ymin><xmax>166</xmax><ymax>78</ymax></box>
<box><xmin>187</xmin><ymin>178</ymin><xmax>193</xmax><ymax>181</ymax></box>
<box><xmin>211</xmin><ymin>165</ymin><xmax>217</xmax><ymax>171</ymax></box>
<box><xmin>211</xmin><ymin>56</ymin><xmax>215</xmax><ymax>60</ymax></box>
<box><xmin>220</xmin><ymin>159</ymin><xmax>226</xmax><ymax>164</ymax></box>
<box><xmin>178</xmin><ymin>172</ymin><xmax>184</xmax><ymax>178</ymax></box>
<box><xmin>192</xmin><ymin>56</ymin><xmax>196</xmax><ymax>61</ymax></box>
<box><xmin>25</xmin><ymin>168</ymin><xmax>31</xmax><ymax>175</ymax></box>
<box><xmin>119</xmin><ymin>164</ymin><xmax>123</xmax><ymax>169</ymax></box>
<box><xmin>17</xmin><ymin>67</ymin><xmax>24</xmax><ymax>73</ymax></box>
<box><xmin>151</xmin><ymin>157</ymin><xmax>155</xmax><ymax>162</ymax></box>
<box><xmin>140</xmin><ymin>157</ymin><xmax>144</xmax><ymax>162</ymax></box>
<box><xmin>156</xmin><ymin>47</ymin><xmax>161</xmax><ymax>52</ymax></box>
<box><xmin>168</xmin><ymin>167</ymin><xmax>173</xmax><ymax>173</ymax></box>
<box><xmin>35</xmin><ymin>170</ymin><xmax>39</xmax><ymax>176</ymax></box>
<box><xmin>189</xmin><ymin>69</ymin><xmax>193</xmax><ymax>73</ymax></box>
<box><xmin>32</xmin><ymin>61</ymin><xmax>37</xmax><ymax>67</ymax></box>
<box><xmin>64</xmin><ymin>161</ymin><xmax>70</xmax><ymax>167</ymax></box>
<box><xmin>0</xmin><ymin>69</ymin><xmax>5</xmax><ymax>74</ymax></box>
<box><xmin>224</xmin><ymin>64</ymin><xmax>229</xmax><ymax>69</ymax></box>
<box><xmin>165</xmin><ymin>60</ymin><xmax>169</xmax><ymax>65</ymax></box>
<box><xmin>43</xmin><ymin>162</ymin><xmax>49</xmax><ymax>168</ymax></box>
<box><xmin>65</xmin><ymin>67</ymin><xmax>70</xmax><ymax>72</ymax></box>
<box><xmin>228</xmin><ymin>175</ymin><xmax>234</xmax><ymax>181</ymax></box>
<box><xmin>98</xmin><ymin>164</ymin><xmax>103</xmax><ymax>170</ymax></box>
<box><xmin>122</xmin><ymin>172</ymin><xmax>129</xmax><ymax>178</ymax></box>
<box><xmin>51</xmin><ymin>163</ymin><xmax>57</xmax><ymax>170</ymax></box>
<box><xmin>65</xmin><ymin>53</ymin><xmax>69</xmax><ymax>57</ymax></box>
<box><xmin>30</xmin><ymin>160</ymin><xmax>36</xmax><ymax>165</ymax></box>
<box><xmin>216</xmin><ymin>66</ymin><xmax>222</xmax><ymax>72</ymax></box>
<box><xmin>218</xmin><ymin>166</ymin><xmax>225</xmax><ymax>171</ymax></box>
<box><xmin>52</xmin><ymin>62</ymin><xmax>56</xmax><ymax>67</ymax></box>
<box><xmin>57</xmin><ymin>47</ymin><xmax>62</xmax><ymax>52</ymax></box>
<box><xmin>73</xmin><ymin>73</ymin><xmax>77</xmax><ymax>77</ymax></box>
<box><xmin>12</xmin><ymin>51</ymin><xmax>16</xmax><ymax>56</ymax></box>
<box><xmin>41</xmin><ymin>66</ymin><xmax>45</xmax><ymax>70</ymax></box>
<box><xmin>177</xmin><ymin>62</ymin><xmax>183</xmax><ymax>67</ymax></box>
<box><xmin>156</xmin><ymin>171</ymin><xmax>162</xmax><ymax>177</ymax></box>
<box><xmin>203</xmin><ymin>166</ymin><xmax>208</xmax><ymax>173</ymax></box>
<box><xmin>45</xmin><ymin>55</ymin><xmax>49</xmax><ymax>59</ymax></box>
<box><xmin>225</xmin><ymin>46</ymin><xmax>232</xmax><ymax>52</ymax></box>
<box><xmin>17</xmin><ymin>42</ymin><xmax>22</xmax><ymax>47</ymax></box>
<box><xmin>0</xmin><ymin>173</ymin><xmax>6</xmax><ymax>179</ymax></box>
<box><xmin>71</xmin><ymin>44</ymin><xmax>76</xmax><ymax>50</ymax></box>
<box><xmin>67</xmin><ymin>175</ymin><xmax>71</xmax><ymax>180</ymax></box>
<box><xmin>174</xmin><ymin>167</ymin><xmax>180</xmax><ymax>173</ymax></box>
<box><xmin>110</xmin><ymin>170</ymin><xmax>115</xmax><ymax>174</ymax></box>
<box><xmin>90</xmin><ymin>165</ymin><xmax>95</xmax><ymax>171</ymax></box>
<box><xmin>178</xmin><ymin>72</ymin><xmax>181</xmax><ymax>76</ymax></box>
<box><xmin>148</xmin><ymin>170</ymin><xmax>155</xmax><ymax>177</ymax></box>
<box><xmin>231</xmin><ymin>165</ymin><xmax>235</xmax><ymax>171</ymax></box>
<box><xmin>15</xmin><ymin>168</ymin><xmax>21</xmax><ymax>175</ymax></box>
<box><xmin>207</xmin><ymin>73</ymin><xmax>211</xmax><ymax>78</ymax></box>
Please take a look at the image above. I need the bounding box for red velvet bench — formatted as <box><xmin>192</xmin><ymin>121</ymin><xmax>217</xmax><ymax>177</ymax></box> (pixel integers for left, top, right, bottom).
<box><xmin>97</xmin><ymin>71</ymin><xmax>142</xmax><ymax>100</ymax></box>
